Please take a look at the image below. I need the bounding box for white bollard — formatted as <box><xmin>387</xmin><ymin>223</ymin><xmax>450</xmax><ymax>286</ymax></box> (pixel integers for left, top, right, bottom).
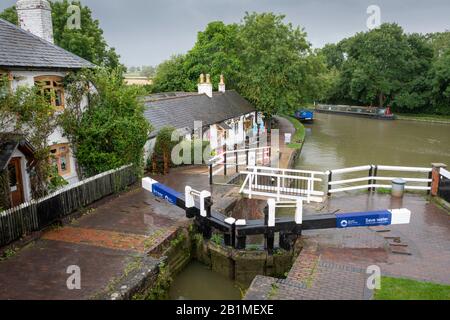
<box><xmin>185</xmin><ymin>186</ymin><xmax>195</xmax><ymax>209</ymax></box>
<box><xmin>267</xmin><ymin>199</ymin><xmax>276</xmax><ymax>227</ymax></box>
<box><xmin>199</xmin><ymin>190</ymin><xmax>212</xmax><ymax>217</ymax></box>
<box><xmin>389</xmin><ymin>208</ymin><xmax>411</xmax><ymax>225</ymax></box>
<box><xmin>295</xmin><ymin>199</ymin><xmax>303</xmax><ymax>224</ymax></box>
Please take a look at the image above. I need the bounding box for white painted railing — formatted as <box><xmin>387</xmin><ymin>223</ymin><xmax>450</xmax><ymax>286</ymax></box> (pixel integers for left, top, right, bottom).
<box><xmin>209</xmin><ymin>146</ymin><xmax>271</xmax><ymax>182</ymax></box>
<box><xmin>267</xmin><ymin>199</ymin><xmax>303</xmax><ymax>227</ymax></box>
<box><xmin>440</xmin><ymin>168</ymin><xmax>450</xmax><ymax>180</ymax></box>
<box><xmin>239</xmin><ymin>166</ymin><xmax>325</xmax><ymax>203</ymax></box>
<box><xmin>327</xmin><ymin>165</ymin><xmax>433</xmax><ymax>194</ymax></box>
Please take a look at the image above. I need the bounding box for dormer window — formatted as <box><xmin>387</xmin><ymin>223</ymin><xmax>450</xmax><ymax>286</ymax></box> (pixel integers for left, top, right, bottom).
<box><xmin>34</xmin><ymin>75</ymin><xmax>65</xmax><ymax>111</ymax></box>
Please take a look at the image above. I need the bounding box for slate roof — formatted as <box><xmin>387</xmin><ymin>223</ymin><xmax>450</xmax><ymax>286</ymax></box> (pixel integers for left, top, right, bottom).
<box><xmin>144</xmin><ymin>90</ymin><xmax>255</xmax><ymax>138</ymax></box>
<box><xmin>0</xmin><ymin>18</ymin><xmax>94</xmax><ymax>70</ymax></box>
<box><xmin>0</xmin><ymin>134</ymin><xmax>35</xmax><ymax>170</ymax></box>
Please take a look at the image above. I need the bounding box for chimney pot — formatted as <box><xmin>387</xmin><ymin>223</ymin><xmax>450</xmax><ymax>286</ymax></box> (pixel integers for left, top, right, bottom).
<box><xmin>218</xmin><ymin>74</ymin><xmax>226</xmax><ymax>93</ymax></box>
<box><xmin>198</xmin><ymin>73</ymin><xmax>213</xmax><ymax>98</ymax></box>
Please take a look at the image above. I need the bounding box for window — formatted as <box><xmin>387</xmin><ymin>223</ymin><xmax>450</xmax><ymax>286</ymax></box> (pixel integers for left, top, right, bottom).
<box><xmin>50</xmin><ymin>144</ymin><xmax>71</xmax><ymax>176</ymax></box>
<box><xmin>34</xmin><ymin>76</ymin><xmax>65</xmax><ymax>111</ymax></box>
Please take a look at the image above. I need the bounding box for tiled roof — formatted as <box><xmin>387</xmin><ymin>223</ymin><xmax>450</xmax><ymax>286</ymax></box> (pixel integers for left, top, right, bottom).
<box><xmin>0</xmin><ymin>134</ymin><xmax>35</xmax><ymax>170</ymax></box>
<box><xmin>0</xmin><ymin>18</ymin><xmax>94</xmax><ymax>69</ymax></box>
<box><xmin>144</xmin><ymin>90</ymin><xmax>255</xmax><ymax>138</ymax></box>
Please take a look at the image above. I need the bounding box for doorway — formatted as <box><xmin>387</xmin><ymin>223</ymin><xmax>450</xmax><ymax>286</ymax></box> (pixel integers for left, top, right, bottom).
<box><xmin>8</xmin><ymin>157</ymin><xmax>24</xmax><ymax>207</ymax></box>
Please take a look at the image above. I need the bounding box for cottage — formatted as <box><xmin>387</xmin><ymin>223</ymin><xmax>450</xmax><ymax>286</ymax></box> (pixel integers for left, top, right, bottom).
<box><xmin>143</xmin><ymin>74</ymin><xmax>260</xmax><ymax>161</ymax></box>
<box><xmin>0</xmin><ymin>0</ymin><xmax>93</xmax><ymax>207</ymax></box>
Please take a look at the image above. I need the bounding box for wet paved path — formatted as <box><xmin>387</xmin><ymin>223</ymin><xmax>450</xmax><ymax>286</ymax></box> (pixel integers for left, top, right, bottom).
<box><xmin>246</xmin><ymin>193</ymin><xmax>450</xmax><ymax>300</ymax></box>
<box><xmin>0</xmin><ymin>188</ymin><xmax>187</xmax><ymax>300</ymax></box>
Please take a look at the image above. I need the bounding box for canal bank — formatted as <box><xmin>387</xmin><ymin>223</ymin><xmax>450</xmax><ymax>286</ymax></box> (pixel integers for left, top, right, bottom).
<box><xmin>245</xmin><ymin>112</ymin><xmax>450</xmax><ymax>300</ymax></box>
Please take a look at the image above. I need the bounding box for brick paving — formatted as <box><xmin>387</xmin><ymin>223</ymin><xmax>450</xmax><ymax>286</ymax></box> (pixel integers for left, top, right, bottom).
<box><xmin>0</xmin><ymin>187</ymin><xmax>188</xmax><ymax>300</ymax></box>
<box><xmin>246</xmin><ymin>193</ymin><xmax>450</xmax><ymax>300</ymax></box>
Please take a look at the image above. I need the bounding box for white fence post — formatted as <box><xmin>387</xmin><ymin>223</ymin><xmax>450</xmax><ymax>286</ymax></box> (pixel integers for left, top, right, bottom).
<box><xmin>295</xmin><ymin>199</ymin><xmax>303</xmax><ymax>224</ymax></box>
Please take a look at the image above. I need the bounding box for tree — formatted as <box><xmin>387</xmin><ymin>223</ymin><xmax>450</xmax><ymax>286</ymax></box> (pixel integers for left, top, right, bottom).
<box><xmin>140</xmin><ymin>66</ymin><xmax>156</xmax><ymax>78</ymax></box>
<box><xmin>430</xmin><ymin>48</ymin><xmax>450</xmax><ymax>114</ymax></box>
<box><xmin>237</xmin><ymin>12</ymin><xmax>324</xmax><ymax>117</ymax></box>
<box><xmin>183</xmin><ymin>21</ymin><xmax>241</xmax><ymax>91</ymax></box>
<box><xmin>60</xmin><ymin>68</ymin><xmax>152</xmax><ymax>177</ymax></box>
<box><xmin>151</xmin><ymin>13</ymin><xmax>325</xmax><ymax>116</ymax></box>
<box><xmin>0</xmin><ymin>86</ymin><xmax>59</xmax><ymax>199</ymax></box>
<box><xmin>0</xmin><ymin>6</ymin><xmax>17</xmax><ymax>24</ymax></box>
<box><xmin>0</xmin><ymin>1</ymin><xmax>124</xmax><ymax>71</ymax></box>
<box><xmin>151</xmin><ymin>55</ymin><xmax>190</xmax><ymax>93</ymax></box>
<box><xmin>323</xmin><ymin>23</ymin><xmax>435</xmax><ymax>110</ymax></box>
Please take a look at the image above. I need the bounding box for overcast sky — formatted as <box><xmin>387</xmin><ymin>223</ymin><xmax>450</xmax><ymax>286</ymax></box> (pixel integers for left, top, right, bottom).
<box><xmin>2</xmin><ymin>0</ymin><xmax>450</xmax><ymax>66</ymax></box>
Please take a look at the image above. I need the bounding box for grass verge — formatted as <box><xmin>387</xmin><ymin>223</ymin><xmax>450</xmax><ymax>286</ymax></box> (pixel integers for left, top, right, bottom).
<box><xmin>396</xmin><ymin>113</ymin><xmax>450</xmax><ymax>123</ymax></box>
<box><xmin>374</xmin><ymin>276</ymin><xmax>450</xmax><ymax>300</ymax></box>
<box><xmin>281</xmin><ymin>115</ymin><xmax>306</xmax><ymax>149</ymax></box>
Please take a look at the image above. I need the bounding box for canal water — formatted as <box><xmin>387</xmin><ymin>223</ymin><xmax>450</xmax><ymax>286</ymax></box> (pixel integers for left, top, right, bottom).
<box><xmin>169</xmin><ymin>113</ymin><xmax>450</xmax><ymax>300</ymax></box>
<box><xmin>296</xmin><ymin>113</ymin><xmax>450</xmax><ymax>171</ymax></box>
<box><xmin>169</xmin><ymin>261</ymin><xmax>242</xmax><ymax>300</ymax></box>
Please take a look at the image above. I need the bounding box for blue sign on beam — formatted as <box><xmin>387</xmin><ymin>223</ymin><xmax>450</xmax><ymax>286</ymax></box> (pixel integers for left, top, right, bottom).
<box><xmin>152</xmin><ymin>183</ymin><xmax>181</xmax><ymax>205</ymax></box>
<box><xmin>336</xmin><ymin>210</ymin><xmax>392</xmax><ymax>229</ymax></box>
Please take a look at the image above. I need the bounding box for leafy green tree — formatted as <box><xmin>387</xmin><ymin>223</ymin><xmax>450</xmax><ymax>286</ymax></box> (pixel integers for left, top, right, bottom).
<box><xmin>151</xmin><ymin>55</ymin><xmax>190</xmax><ymax>92</ymax></box>
<box><xmin>184</xmin><ymin>21</ymin><xmax>241</xmax><ymax>91</ymax></box>
<box><xmin>140</xmin><ymin>66</ymin><xmax>156</xmax><ymax>78</ymax></box>
<box><xmin>427</xmin><ymin>31</ymin><xmax>450</xmax><ymax>58</ymax></box>
<box><xmin>237</xmin><ymin>12</ymin><xmax>324</xmax><ymax>117</ymax></box>
<box><xmin>430</xmin><ymin>48</ymin><xmax>450</xmax><ymax>114</ymax></box>
<box><xmin>0</xmin><ymin>1</ymin><xmax>124</xmax><ymax>71</ymax></box>
<box><xmin>0</xmin><ymin>6</ymin><xmax>17</xmax><ymax>24</ymax></box>
<box><xmin>324</xmin><ymin>23</ymin><xmax>435</xmax><ymax>110</ymax></box>
<box><xmin>60</xmin><ymin>69</ymin><xmax>152</xmax><ymax>177</ymax></box>
<box><xmin>0</xmin><ymin>86</ymin><xmax>58</xmax><ymax>199</ymax></box>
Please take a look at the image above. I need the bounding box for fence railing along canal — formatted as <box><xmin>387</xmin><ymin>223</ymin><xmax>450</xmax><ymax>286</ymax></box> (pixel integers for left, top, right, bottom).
<box><xmin>327</xmin><ymin>165</ymin><xmax>433</xmax><ymax>196</ymax></box>
<box><xmin>237</xmin><ymin>164</ymin><xmax>438</xmax><ymax>203</ymax></box>
<box><xmin>0</xmin><ymin>165</ymin><xmax>137</xmax><ymax>247</ymax></box>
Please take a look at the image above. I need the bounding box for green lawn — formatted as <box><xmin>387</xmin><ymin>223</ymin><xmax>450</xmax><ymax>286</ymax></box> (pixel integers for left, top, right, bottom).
<box><xmin>375</xmin><ymin>276</ymin><xmax>450</xmax><ymax>300</ymax></box>
<box><xmin>281</xmin><ymin>115</ymin><xmax>306</xmax><ymax>149</ymax></box>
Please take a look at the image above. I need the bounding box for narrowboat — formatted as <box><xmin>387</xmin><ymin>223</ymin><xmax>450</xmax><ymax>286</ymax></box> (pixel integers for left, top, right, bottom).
<box><xmin>315</xmin><ymin>104</ymin><xmax>396</xmax><ymax>120</ymax></box>
<box><xmin>294</xmin><ymin>109</ymin><xmax>314</xmax><ymax>122</ymax></box>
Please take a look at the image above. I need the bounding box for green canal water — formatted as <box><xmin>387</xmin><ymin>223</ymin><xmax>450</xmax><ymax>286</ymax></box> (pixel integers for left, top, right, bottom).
<box><xmin>169</xmin><ymin>261</ymin><xmax>242</xmax><ymax>300</ymax></box>
<box><xmin>169</xmin><ymin>113</ymin><xmax>450</xmax><ymax>300</ymax></box>
<box><xmin>296</xmin><ymin>113</ymin><xmax>450</xmax><ymax>171</ymax></box>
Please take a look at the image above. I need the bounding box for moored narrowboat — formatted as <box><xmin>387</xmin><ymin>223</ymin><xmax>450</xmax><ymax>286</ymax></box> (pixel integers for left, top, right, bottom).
<box><xmin>315</xmin><ymin>104</ymin><xmax>396</xmax><ymax>120</ymax></box>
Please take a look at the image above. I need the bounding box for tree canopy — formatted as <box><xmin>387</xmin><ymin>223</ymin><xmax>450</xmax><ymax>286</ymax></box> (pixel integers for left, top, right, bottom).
<box><xmin>319</xmin><ymin>24</ymin><xmax>449</xmax><ymax>114</ymax></box>
<box><xmin>151</xmin><ymin>12</ymin><xmax>326</xmax><ymax>117</ymax></box>
<box><xmin>0</xmin><ymin>0</ymin><xmax>124</xmax><ymax>71</ymax></box>
<box><xmin>59</xmin><ymin>69</ymin><xmax>152</xmax><ymax>177</ymax></box>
